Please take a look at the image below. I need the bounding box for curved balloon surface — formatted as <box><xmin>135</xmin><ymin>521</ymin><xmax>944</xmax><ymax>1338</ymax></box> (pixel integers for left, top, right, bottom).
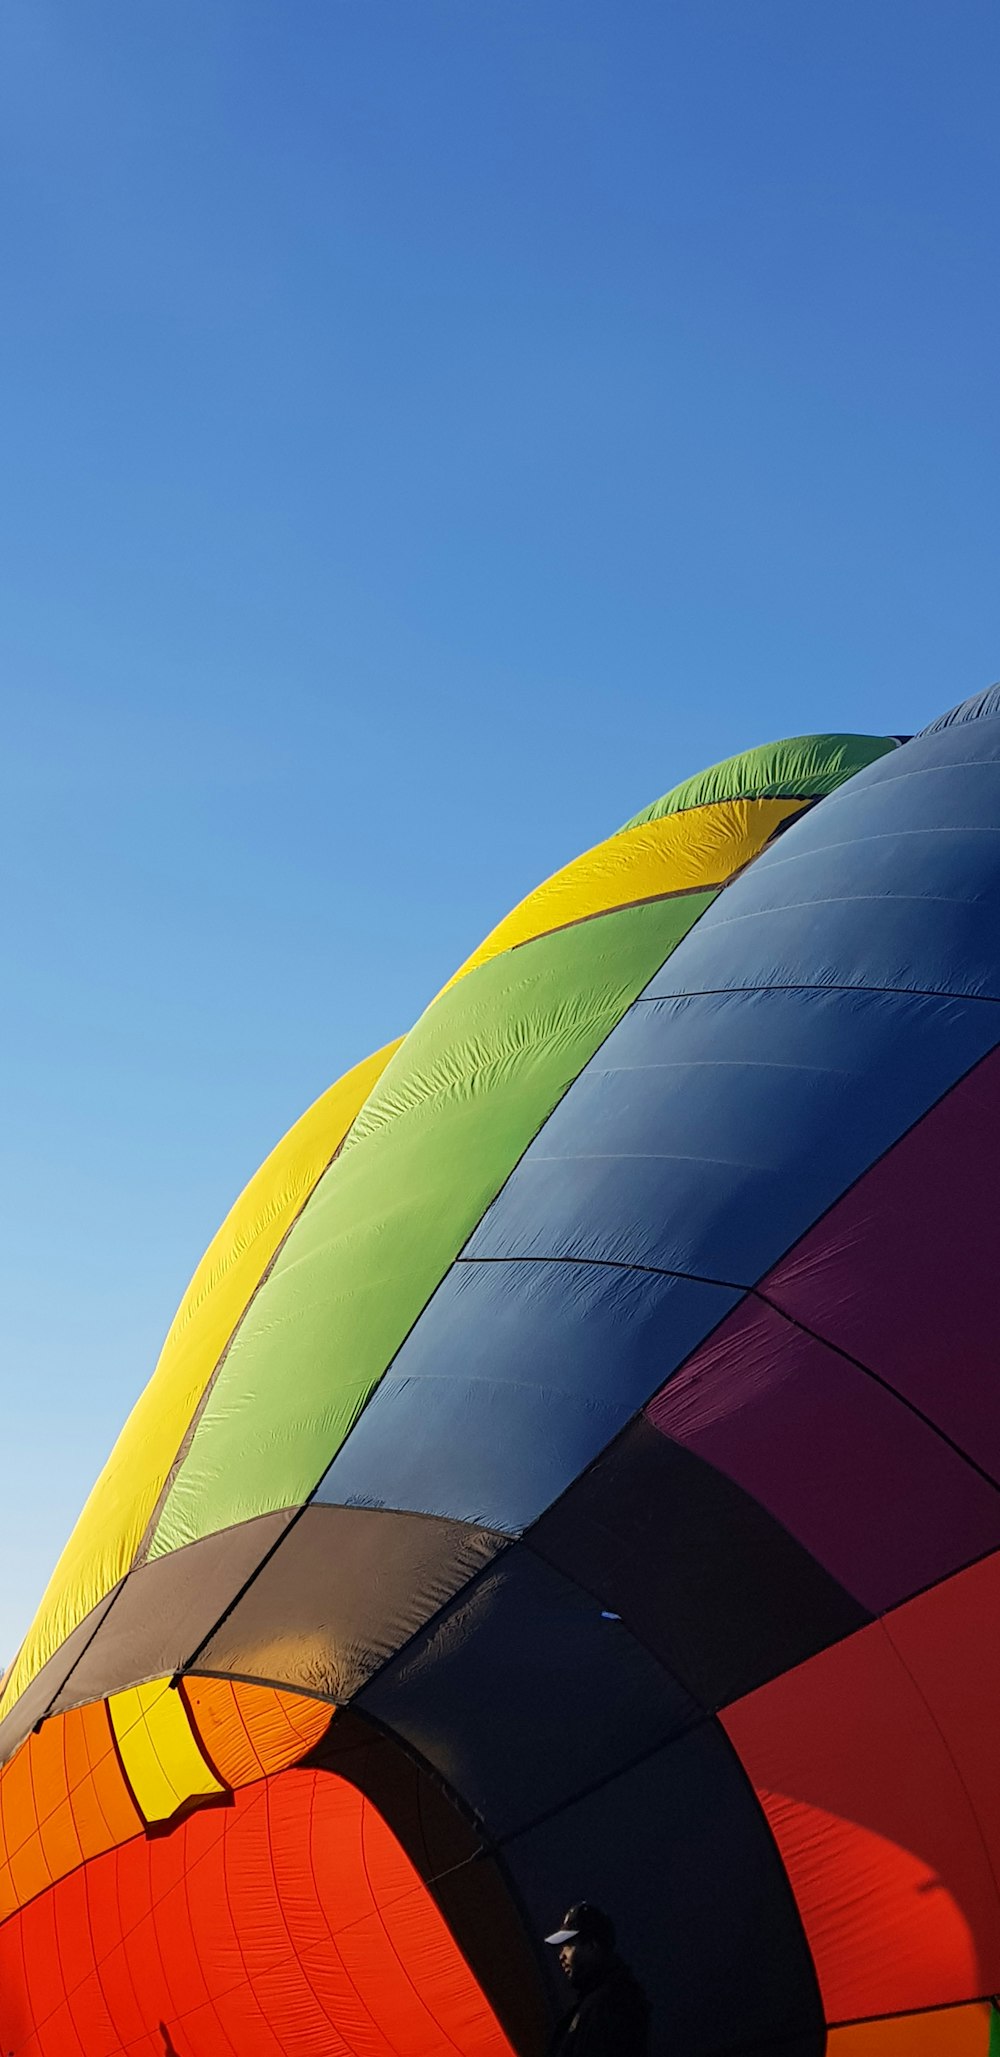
<box><xmin>3</xmin><ymin>703</ymin><xmax>1000</xmax><ymax>2055</ymax></box>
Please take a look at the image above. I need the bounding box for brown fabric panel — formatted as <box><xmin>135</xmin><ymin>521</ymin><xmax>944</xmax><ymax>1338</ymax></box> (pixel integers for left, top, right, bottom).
<box><xmin>311</xmin><ymin>1710</ymin><xmax>550</xmax><ymax>2057</ymax></box>
<box><xmin>195</xmin><ymin>1504</ymin><xmax>509</xmax><ymax>1701</ymax></box>
<box><xmin>0</xmin><ymin>1586</ymin><xmax>120</xmax><ymax>1768</ymax></box>
<box><xmin>528</xmin><ymin>1416</ymin><xmax>869</xmax><ymax>1710</ymax></box>
<box><xmin>45</xmin><ymin>1512</ymin><xmax>295</xmax><ymax>1714</ymax></box>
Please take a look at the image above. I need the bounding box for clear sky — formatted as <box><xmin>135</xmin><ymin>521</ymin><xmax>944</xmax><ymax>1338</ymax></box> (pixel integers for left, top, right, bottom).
<box><xmin>1</xmin><ymin>0</ymin><xmax>998</xmax><ymax>1664</ymax></box>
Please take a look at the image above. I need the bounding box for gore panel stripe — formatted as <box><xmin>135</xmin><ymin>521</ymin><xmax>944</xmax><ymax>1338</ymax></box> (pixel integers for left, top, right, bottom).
<box><xmin>622</xmin><ymin>732</ymin><xmax>898</xmax><ymax>829</ymax></box>
<box><xmin>150</xmin><ymin>894</ymin><xmax>712</xmax><ymax>1555</ymax></box>
<box><xmin>0</xmin><ymin>1040</ymin><xmax>400</xmax><ymax>1723</ymax></box>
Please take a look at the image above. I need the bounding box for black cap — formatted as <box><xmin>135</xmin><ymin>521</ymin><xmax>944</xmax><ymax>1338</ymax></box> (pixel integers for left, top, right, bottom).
<box><xmin>544</xmin><ymin>1903</ymin><xmax>615</xmax><ymax>1952</ymax></box>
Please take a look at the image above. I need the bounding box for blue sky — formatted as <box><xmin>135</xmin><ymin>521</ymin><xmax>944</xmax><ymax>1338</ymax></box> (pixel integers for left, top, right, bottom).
<box><xmin>1</xmin><ymin>0</ymin><xmax>998</xmax><ymax>1662</ymax></box>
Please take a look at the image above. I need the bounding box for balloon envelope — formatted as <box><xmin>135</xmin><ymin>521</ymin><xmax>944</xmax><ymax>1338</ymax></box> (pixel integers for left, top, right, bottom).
<box><xmin>3</xmin><ymin>704</ymin><xmax>1000</xmax><ymax>2055</ymax></box>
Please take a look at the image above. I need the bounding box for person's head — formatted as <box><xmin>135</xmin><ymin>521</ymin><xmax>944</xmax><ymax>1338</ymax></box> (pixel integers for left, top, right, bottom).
<box><xmin>544</xmin><ymin>1903</ymin><xmax>616</xmax><ymax>1989</ymax></box>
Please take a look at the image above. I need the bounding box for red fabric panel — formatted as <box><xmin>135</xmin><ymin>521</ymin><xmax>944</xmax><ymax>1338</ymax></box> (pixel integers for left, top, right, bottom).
<box><xmin>0</xmin><ymin>1678</ymin><xmax>326</xmax><ymax>1937</ymax></box>
<box><xmin>722</xmin><ymin>1610</ymin><xmax>1000</xmax><ymax>2022</ymax></box>
<box><xmin>0</xmin><ymin>1767</ymin><xmax>515</xmax><ymax>2057</ymax></box>
<box><xmin>645</xmin><ymin>1293</ymin><xmax>1000</xmax><ymax>1612</ymax></box>
<box><xmin>882</xmin><ymin>1550</ymin><xmax>1000</xmax><ymax>1917</ymax></box>
<box><xmin>764</xmin><ymin>1044</ymin><xmax>1000</xmax><ymax>1480</ymax></box>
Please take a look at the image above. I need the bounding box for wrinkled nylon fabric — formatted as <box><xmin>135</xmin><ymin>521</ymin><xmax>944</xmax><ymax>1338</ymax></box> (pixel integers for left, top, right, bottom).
<box><xmin>316</xmin><ymin>1258</ymin><xmax>738</xmax><ymax>1533</ymax></box>
<box><xmin>2</xmin><ymin>740</ymin><xmax>872</xmax><ymax>1728</ymax></box>
<box><xmin>722</xmin><ymin>1554</ymin><xmax>1000</xmax><ymax>2022</ymax></box>
<box><xmin>0</xmin><ymin>1680</ymin><xmax>329</xmax><ymax>1927</ymax></box>
<box><xmin>149</xmin><ymin>895</ymin><xmax>712</xmax><ymax>1556</ymax></box>
<box><xmin>181</xmin><ymin>1675</ymin><xmax>330</xmax><ymax>1783</ymax></box>
<box><xmin>443</xmin><ymin>793</ymin><xmax>807</xmax><ymax>988</ymax></box>
<box><xmin>0</xmin><ymin>1040</ymin><xmax>400</xmax><ymax>1721</ymax></box>
<box><xmin>621</xmin><ymin>732</ymin><xmax>898</xmax><ymax>829</ymax></box>
<box><xmin>8</xmin><ymin>721</ymin><xmax>971</xmax><ymax>2057</ymax></box>
<box><xmin>107</xmin><ymin>1677</ymin><xmax>224</xmax><ymax>1823</ymax></box>
<box><xmin>0</xmin><ymin>1767</ymin><xmax>516</xmax><ymax>2057</ymax></box>
<box><xmin>919</xmin><ymin>684</ymin><xmax>1000</xmax><ymax>733</ymax></box>
<box><xmin>0</xmin><ymin>1700</ymin><xmax>141</xmax><ymax>1925</ymax></box>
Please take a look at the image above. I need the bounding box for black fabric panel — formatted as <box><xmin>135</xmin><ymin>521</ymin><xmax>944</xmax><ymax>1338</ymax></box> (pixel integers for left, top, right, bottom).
<box><xmin>359</xmin><ymin>1545</ymin><xmax>698</xmax><ymax>1839</ymax></box>
<box><xmin>46</xmin><ymin>1512</ymin><xmax>295</xmax><ymax>1712</ymax></box>
<box><xmin>196</xmin><ymin>1504</ymin><xmax>509</xmax><ymax>1700</ymax></box>
<box><xmin>502</xmin><ymin>1721</ymin><xmax>824</xmax><ymax>2057</ymax></box>
<box><xmin>310</xmin><ymin>1710</ymin><xmax>552</xmax><ymax>2057</ymax></box>
<box><xmin>0</xmin><ymin>1584</ymin><xmax>120</xmax><ymax>1767</ymax></box>
<box><xmin>529</xmin><ymin>1418</ymin><xmax>869</xmax><ymax>1709</ymax></box>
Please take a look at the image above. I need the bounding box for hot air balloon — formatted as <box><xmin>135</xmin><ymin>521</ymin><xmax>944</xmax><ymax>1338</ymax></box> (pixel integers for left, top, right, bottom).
<box><xmin>3</xmin><ymin>694</ymin><xmax>1000</xmax><ymax>2056</ymax></box>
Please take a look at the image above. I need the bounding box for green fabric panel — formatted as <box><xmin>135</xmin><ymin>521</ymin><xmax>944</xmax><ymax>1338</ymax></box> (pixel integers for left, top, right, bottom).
<box><xmin>990</xmin><ymin>2003</ymin><xmax>1000</xmax><ymax>2057</ymax></box>
<box><xmin>149</xmin><ymin>891</ymin><xmax>714</xmax><ymax>1558</ymax></box>
<box><xmin>621</xmin><ymin>733</ymin><xmax>899</xmax><ymax>830</ymax></box>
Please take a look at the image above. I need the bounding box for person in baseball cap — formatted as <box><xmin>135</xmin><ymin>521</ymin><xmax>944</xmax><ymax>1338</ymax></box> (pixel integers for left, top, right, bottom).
<box><xmin>544</xmin><ymin>1902</ymin><xmax>650</xmax><ymax>2056</ymax></box>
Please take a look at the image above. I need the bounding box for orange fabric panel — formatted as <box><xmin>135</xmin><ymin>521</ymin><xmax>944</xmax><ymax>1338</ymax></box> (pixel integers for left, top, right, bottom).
<box><xmin>0</xmin><ymin>1737</ymin><xmax>51</xmax><ymax>1915</ymax></box>
<box><xmin>0</xmin><ymin>1767</ymin><xmax>515</xmax><ymax>2057</ymax></box>
<box><xmin>63</xmin><ymin>1700</ymin><xmax>140</xmax><ymax>1855</ymax></box>
<box><xmin>30</xmin><ymin>1721</ymin><xmax>83</xmax><ymax>1891</ymax></box>
<box><xmin>827</xmin><ymin>2004</ymin><xmax>994</xmax><ymax>2054</ymax></box>
<box><xmin>721</xmin><ymin>1619</ymin><xmax>1000</xmax><ymax>2021</ymax></box>
<box><xmin>0</xmin><ymin>1702</ymin><xmax>140</xmax><ymax>1926</ymax></box>
<box><xmin>183</xmin><ymin>1674</ymin><xmax>330</xmax><ymax>1786</ymax></box>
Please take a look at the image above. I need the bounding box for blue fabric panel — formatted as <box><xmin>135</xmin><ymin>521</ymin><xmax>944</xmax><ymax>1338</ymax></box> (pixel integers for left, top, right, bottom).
<box><xmin>316</xmin><ymin>1259</ymin><xmax>737</xmax><ymax>1532</ymax></box>
<box><xmin>465</xmin><ymin>987</ymin><xmax>999</xmax><ymax>1285</ymax></box>
<box><xmin>920</xmin><ymin>686</ymin><xmax>1000</xmax><ymax>732</ymax></box>
<box><xmin>648</xmin><ymin>717</ymin><xmax>1000</xmax><ymax>1003</ymax></box>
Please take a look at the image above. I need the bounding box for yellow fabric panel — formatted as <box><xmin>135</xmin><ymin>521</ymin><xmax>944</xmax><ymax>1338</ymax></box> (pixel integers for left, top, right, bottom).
<box><xmin>0</xmin><ymin>1039</ymin><xmax>401</xmax><ymax>1722</ymax></box>
<box><xmin>442</xmin><ymin>795</ymin><xmax>808</xmax><ymax>992</ymax></box>
<box><xmin>826</xmin><ymin>2005</ymin><xmax>993</xmax><ymax>2054</ymax></box>
<box><xmin>108</xmin><ymin>1678</ymin><xmax>224</xmax><ymax>1823</ymax></box>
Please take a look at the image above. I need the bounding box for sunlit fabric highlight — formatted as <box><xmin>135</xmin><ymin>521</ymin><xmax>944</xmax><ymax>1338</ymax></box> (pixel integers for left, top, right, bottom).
<box><xmin>0</xmin><ymin>1701</ymin><xmax>140</xmax><ymax>1924</ymax></box>
<box><xmin>441</xmin><ymin>793</ymin><xmax>808</xmax><ymax>989</ymax></box>
<box><xmin>0</xmin><ymin>1767</ymin><xmax>517</xmax><ymax>2057</ymax></box>
<box><xmin>6</xmin><ymin>710</ymin><xmax>1000</xmax><ymax>2056</ymax></box>
<box><xmin>1</xmin><ymin>1039</ymin><xmax>401</xmax><ymax>1718</ymax></box>
<box><xmin>182</xmin><ymin>1675</ymin><xmax>331</xmax><ymax>1783</ymax></box>
<box><xmin>107</xmin><ymin>1678</ymin><xmax>225</xmax><ymax>1824</ymax></box>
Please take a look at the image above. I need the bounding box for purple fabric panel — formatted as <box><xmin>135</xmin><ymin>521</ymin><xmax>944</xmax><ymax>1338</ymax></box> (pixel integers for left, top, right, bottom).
<box><xmin>764</xmin><ymin>1045</ymin><xmax>1000</xmax><ymax>1482</ymax></box>
<box><xmin>645</xmin><ymin>1295</ymin><xmax>1000</xmax><ymax>1614</ymax></box>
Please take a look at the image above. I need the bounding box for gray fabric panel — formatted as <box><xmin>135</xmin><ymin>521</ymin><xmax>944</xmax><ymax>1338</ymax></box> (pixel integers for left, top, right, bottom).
<box><xmin>46</xmin><ymin>1511</ymin><xmax>294</xmax><ymax>1711</ymax></box>
<box><xmin>0</xmin><ymin>1585</ymin><xmax>120</xmax><ymax>1767</ymax></box>
<box><xmin>196</xmin><ymin>1503</ymin><xmax>509</xmax><ymax>1701</ymax></box>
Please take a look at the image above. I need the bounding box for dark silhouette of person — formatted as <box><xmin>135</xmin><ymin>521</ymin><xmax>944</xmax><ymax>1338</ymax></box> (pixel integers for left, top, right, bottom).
<box><xmin>545</xmin><ymin>1902</ymin><xmax>650</xmax><ymax>2057</ymax></box>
